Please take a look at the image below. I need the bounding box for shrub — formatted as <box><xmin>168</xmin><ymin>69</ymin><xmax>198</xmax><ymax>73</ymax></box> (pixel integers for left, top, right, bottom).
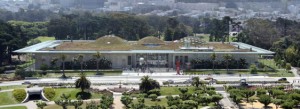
<box><xmin>13</xmin><ymin>89</ymin><xmax>26</xmax><ymax>102</ymax></box>
<box><xmin>148</xmin><ymin>89</ymin><xmax>161</xmax><ymax>96</ymax></box>
<box><xmin>40</xmin><ymin>64</ymin><xmax>48</xmax><ymax>75</ymax></box>
<box><xmin>149</xmin><ymin>94</ymin><xmax>158</xmax><ymax>101</ymax></box>
<box><xmin>44</xmin><ymin>88</ymin><xmax>55</xmax><ymax>100</ymax></box>
<box><xmin>249</xmin><ymin>64</ymin><xmax>257</xmax><ymax>74</ymax></box>
<box><xmin>0</xmin><ymin>67</ymin><xmax>5</xmax><ymax>74</ymax></box>
<box><xmin>15</xmin><ymin>67</ymin><xmax>37</xmax><ymax>79</ymax></box>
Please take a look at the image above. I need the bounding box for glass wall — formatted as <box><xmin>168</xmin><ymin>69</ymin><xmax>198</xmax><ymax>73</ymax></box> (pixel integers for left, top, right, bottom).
<box><xmin>135</xmin><ymin>53</ymin><xmax>169</xmax><ymax>68</ymax></box>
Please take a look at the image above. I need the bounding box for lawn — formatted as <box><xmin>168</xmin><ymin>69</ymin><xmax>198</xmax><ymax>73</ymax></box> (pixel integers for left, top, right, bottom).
<box><xmin>17</xmin><ymin>60</ymin><xmax>35</xmax><ymax>68</ymax></box>
<box><xmin>258</xmin><ymin>59</ymin><xmax>279</xmax><ymax>69</ymax></box>
<box><xmin>160</xmin><ymin>87</ymin><xmax>196</xmax><ymax>95</ymax></box>
<box><xmin>35</xmin><ymin>36</ymin><xmax>55</xmax><ymax>42</ymax></box>
<box><xmin>0</xmin><ymin>85</ymin><xmax>27</xmax><ymax>90</ymax></box>
<box><xmin>39</xmin><ymin>71</ymin><xmax>122</xmax><ymax>78</ymax></box>
<box><xmin>133</xmin><ymin>98</ymin><xmax>168</xmax><ymax>107</ymax></box>
<box><xmin>0</xmin><ymin>92</ymin><xmax>19</xmax><ymax>105</ymax></box>
<box><xmin>196</xmin><ymin>34</ymin><xmax>235</xmax><ymax>42</ymax></box>
<box><xmin>0</xmin><ymin>106</ymin><xmax>27</xmax><ymax>109</ymax></box>
<box><xmin>184</xmin><ymin>69</ymin><xmax>294</xmax><ymax>77</ymax></box>
<box><xmin>52</xmin><ymin>88</ymin><xmax>102</xmax><ymax>101</ymax></box>
<box><xmin>44</xmin><ymin>101</ymin><xmax>94</xmax><ymax>109</ymax></box>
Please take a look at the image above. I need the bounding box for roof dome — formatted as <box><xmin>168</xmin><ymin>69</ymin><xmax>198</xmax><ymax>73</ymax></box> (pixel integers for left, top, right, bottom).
<box><xmin>137</xmin><ymin>36</ymin><xmax>165</xmax><ymax>45</ymax></box>
<box><xmin>93</xmin><ymin>35</ymin><xmax>126</xmax><ymax>45</ymax></box>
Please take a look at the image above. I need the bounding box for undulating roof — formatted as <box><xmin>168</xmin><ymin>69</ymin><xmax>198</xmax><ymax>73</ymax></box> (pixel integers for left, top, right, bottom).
<box><xmin>137</xmin><ymin>36</ymin><xmax>165</xmax><ymax>45</ymax></box>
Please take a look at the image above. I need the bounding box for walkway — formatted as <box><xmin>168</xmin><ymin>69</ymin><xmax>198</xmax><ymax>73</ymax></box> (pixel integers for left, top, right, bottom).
<box><xmin>112</xmin><ymin>96</ymin><xmax>123</xmax><ymax>109</ymax></box>
<box><xmin>291</xmin><ymin>67</ymin><xmax>299</xmax><ymax>77</ymax></box>
<box><xmin>213</xmin><ymin>85</ymin><xmax>237</xmax><ymax>109</ymax></box>
<box><xmin>0</xmin><ymin>101</ymin><xmax>37</xmax><ymax>109</ymax></box>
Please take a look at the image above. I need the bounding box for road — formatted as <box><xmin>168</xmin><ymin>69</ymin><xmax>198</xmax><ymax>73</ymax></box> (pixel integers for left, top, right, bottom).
<box><xmin>1</xmin><ymin>74</ymin><xmax>299</xmax><ymax>87</ymax></box>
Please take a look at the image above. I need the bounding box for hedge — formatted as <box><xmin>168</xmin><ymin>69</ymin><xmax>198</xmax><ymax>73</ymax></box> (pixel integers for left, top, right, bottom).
<box><xmin>13</xmin><ymin>89</ymin><xmax>26</xmax><ymax>102</ymax></box>
<box><xmin>43</xmin><ymin>88</ymin><xmax>55</xmax><ymax>100</ymax></box>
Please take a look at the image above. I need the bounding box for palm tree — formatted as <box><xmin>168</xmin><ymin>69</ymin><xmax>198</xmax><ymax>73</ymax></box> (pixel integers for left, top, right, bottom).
<box><xmin>223</xmin><ymin>54</ymin><xmax>232</xmax><ymax>73</ymax></box>
<box><xmin>211</xmin><ymin>53</ymin><xmax>216</xmax><ymax>72</ymax></box>
<box><xmin>93</xmin><ymin>51</ymin><xmax>101</xmax><ymax>74</ymax></box>
<box><xmin>77</xmin><ymin>54</ymin><xmax>84</xmax><ymax>74</ymax></box>
<box><xmin>60</xmin><ymin>54</ymin><xmax>66</xmax><ymax>78</ymax></box>
<box><xmin>140</xmin><ymin>76</ymin><xmax>159</xmax><ymax>93</ymax></box>
<box><xmin>75</xmin><ymin>73</ymin><xmax>91</xmax><ymax>92</ymax></box>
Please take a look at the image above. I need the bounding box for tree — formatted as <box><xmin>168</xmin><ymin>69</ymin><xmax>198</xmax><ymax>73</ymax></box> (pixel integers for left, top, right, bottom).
<box><xmin>86</xmin><ymin>101</ymin><xmax>99</xmax><ymax>109</ymax></box>
<box><xmin>77</xmin><ymin>54</ymin><xmax>84</xmax><ymax>74</ymax></box>
<box><xmin>242</xmin><ymin>90</ymin><xmax>255</xmax><ymax>102</ymax></box>
<box><xmin>100</xmin><ymin>95</ymin><xmax>114</xmax><ymax>109</ymax></box>
<box><xmin>149</xmin><ymin>94</ymin><xmax>158</xmax><ymax>101</ymax></box>
<box><xmin>256</xmin><ymin>88</ymin><xmax>266</xmax><ymax>96</ymax></box>
<box><xmin>75</xmin><ymin>74</ymin><xmax>91</xmax><ymax>92</ymax></box>
<box><xmin>223</xmin><ymin>54</ymin><xmax>232</xmax><ymax>73</ymax></box>
<box><xmin>131</xmin><ymin>94</ymin><xmax>146</xmax><ymax>109</ymax></box>
<box><xmin>183</xmin><ymin>100</ymin><xmax>198</xmax><ymax>109</ymax></box>
<box><xmin>121</xmin><ymin>95</ymin><xmax>133</xmax><ymax>108</ymax></box>
<box><xmin>270</xmin><ymin>89</ymin><xmax>285</xmax><ymax>98</ymax></box>
<box><xmin>70</xmin><ymin>100</ymin><xmax>83</xmax><ymax>109</ymax></box>
<box><xmin>55</xmin><ymin>94</ymin><xmax>71</xmax><ymax>109</ymax></box>
<box><xmin>281</xmin><ymin>100</ymin><xmax>296</xmax><ymax>109</ymax></box>
<box><xmin>93</xmin><ymin>51</ymin><xmax>101</xmax><ymax>74</ymax></box>
<box><xmin>258</xmin><ymin>95</ymin><xmax>272</xmax><ymax>108</ymax></box>
<box><xmin>242</xmin><ymin>18</ymin><xmax>279</xmax><ymax>49</ymax></box>
<box><xmin>231</xmin><ymin>94</ymin><xmax>242</xmax><ymax>105</ymax></box>
<box><xmin>36</xmin><ymin>101</ymin><xmax>47</xmax><ymax>109</ymax></box>
<box><xmin>139</xmin><ymin>76</ymin><xmax>160</xmax><ymax>93</ymax></box>
<box><xmin>211</xmin><ymin>94</ymin><xmax>223</xmax><ymax>107</ymax></box>
<box><xmin>211</xmin><ymin>53</ymin><xmax>216</xmax><ymax>71</ymax></box>
<box><xmin>60</xmin><ymin>54</ymin><xmax>66</xmax><ymax>78</ymax></box>
<box><xmin>249</xmin><ymin>64</ymin><xmax>257</xmax><ymax>74</ymax></box>
<box><xmin>272</xmin><ymin>99</ymin><xmax>283</xmax><ymax>109</ymax></box>
<box><xmin>286</xmin><ymin>63</ymin><xmax>291</xmax><ymax>73</ymax></box>
<box><xmin>191</xmin><ymin>77</ymin><xmax>202</xmax><ymax>88</ymax></box>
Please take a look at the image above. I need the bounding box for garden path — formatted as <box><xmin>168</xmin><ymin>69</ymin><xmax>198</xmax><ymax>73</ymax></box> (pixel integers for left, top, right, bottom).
<box><xmin>0</xmin><ymin>101</ymin><xmax>37</xmax><ymax>109</ymax></box>
<box><xmin>112</xmin><ymin>96</ymin><xmax>123</xmax><ymax>109</ymax></box>
<box><xmin>291</xmin><ymin>67</ymin><xmax>299</xmax><ymax>77</ymax></box>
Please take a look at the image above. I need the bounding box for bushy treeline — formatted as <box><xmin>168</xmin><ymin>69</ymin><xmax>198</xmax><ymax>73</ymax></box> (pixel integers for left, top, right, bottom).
<box><xmin>238</xmin><ymin>18</ymin><xmax>300</xmax><ymax>67</ymax></box>
<box><xmin>191</xmin><ymin>58</ymin><xmax>248</xmax><ymax>69</ymax></box>
<box><xmin>47</xmin><ymin>12</ymin><xmax>194</xmax><ymax>40</ymax></box>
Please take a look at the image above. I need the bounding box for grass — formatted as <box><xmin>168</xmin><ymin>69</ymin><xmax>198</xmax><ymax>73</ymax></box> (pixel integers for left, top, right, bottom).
<box><xmin>196</xmin><ymin>34</ymin><xmax>235</xmax><ymax>42</ymax></box>
<box><xmin>0</xmin><ymin>92</ymin><xmax>19</xmax><ymax>105</ymax></box>
<box><xmin>44</xmin><ymin>102</ymin><xmax>93</xmax><ymax>109</ymax></box>
<box><xmin>196</xmin><ymin>34</ymin><xmax>210</xmax><ymax>42</ymax></box>
<box><xmin>0</xmin><ymin>106</ymin><xmax>27</xmax><ymax>109</ymax></box>
<box><xmin>258</xmin><ymin>59</ymin><xmax>279</xmax><ymax>69</ymax></box>
<box><xmin>17</xmin><ymin>60</ymin><xmax>35</xmax><ymax>68</ymax></box>
<box><xmin>0</xmin><ymin>85</ymin><xmax>27</xmax><ymax>90</ymax></box>
<box><xmin>38</xmin><ymin>71</ymin><xmax>122</xmax><ymax>78</ymax></box>
<box><xmin>35</xmin><ymin>36</ymin><xmax>55</xmax><ymax>42</ymax></box>
<box><xmin>52</xmin><ymin>88</ymin><xmax>102</xmax><ymax>101</ymax></box>
<box><xmin>160</xmin><ymin>87</ymin><xmax>196</xmax><ymax>95</ymax></box>
<box><xmin>184</xmin><ymin>69</ymin><xmax>294</xmax><ymax>77</ymax></box>
<box><xmin>133</xmin><ymin>98</ymin><xmax>168</xmax><ymax>107</ymax></box>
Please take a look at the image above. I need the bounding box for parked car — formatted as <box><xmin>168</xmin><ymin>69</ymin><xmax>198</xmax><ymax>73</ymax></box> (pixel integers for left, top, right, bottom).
<box><xmin>184</xmin><ymin>79</ymin><xmax>193</xmax><ymax>84</ymax></box>
<box><xmin>205</xmin><ymin>77</ymin><xmax>213</xmax><ymax>80</ymax></box>
<box><xmin>164</xmin><ymin>80</ymin><xmax>174</xmax><ymax>84</ymax></box>
<box><xmin>22</xmin><ymin>81</ymin><xmax>31</xmax><ymax>85</ymax></box>
<box><xmin>278</xmin><ymin>78</ymin><xmax>287</xmax><ymax>81</ymax></box>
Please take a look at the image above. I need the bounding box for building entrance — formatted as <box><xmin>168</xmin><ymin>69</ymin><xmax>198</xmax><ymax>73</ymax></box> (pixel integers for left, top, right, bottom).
<box><xmin>135</xmin><ymin>53</ymin><xmax>169</xmax><ymax>72</ymax></box>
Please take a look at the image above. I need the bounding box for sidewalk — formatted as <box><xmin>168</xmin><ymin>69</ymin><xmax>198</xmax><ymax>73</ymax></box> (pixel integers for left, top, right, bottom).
<box><xmin>291</xmin><ymin>67</ymin><xmax>299</xmax><ymax>77</ymax></box>
<box><xmin>0</xmin><ymin>101</ymin><xmax>37</xmax><ymax>109</ymax></box>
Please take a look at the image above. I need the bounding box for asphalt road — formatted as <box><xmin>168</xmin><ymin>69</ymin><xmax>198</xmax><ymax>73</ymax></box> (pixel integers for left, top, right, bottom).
<box><xmin>1</xmin><ymin>75</ymin><xmax>298</xmax><ymax>86</ymax></box>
